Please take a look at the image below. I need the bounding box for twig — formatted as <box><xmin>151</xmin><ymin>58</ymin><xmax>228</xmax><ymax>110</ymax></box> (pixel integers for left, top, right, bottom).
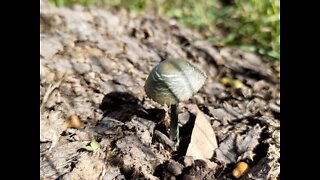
<box><xmin>40</xmin><ymin>74</ymin><xmax>66</xmax><ymax>111</ymax></box>
<box><xmin>154</xmin><ymin>130</ymin><xmax>175</xmax><ymax>150</ymax></box>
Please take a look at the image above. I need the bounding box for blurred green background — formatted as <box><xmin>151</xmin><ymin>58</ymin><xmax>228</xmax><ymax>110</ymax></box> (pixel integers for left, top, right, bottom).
<box><xmin>48</xmin><ymin>0</ymin><xmax>280</xmax><ymax>61</ymax></box>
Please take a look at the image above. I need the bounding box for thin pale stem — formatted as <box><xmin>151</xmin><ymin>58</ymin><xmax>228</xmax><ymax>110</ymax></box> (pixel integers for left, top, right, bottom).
<box><xmin>170</xmin><ymin>104</ymin><xmax>179</xmax><ymax>142</ymax></box>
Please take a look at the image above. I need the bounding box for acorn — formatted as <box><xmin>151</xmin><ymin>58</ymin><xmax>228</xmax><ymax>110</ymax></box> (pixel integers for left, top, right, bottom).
<box><xmin>232</xmin><ymin>162</ymin><xmax>250</xmax><ymax>178</ymax></box>
<box><xmin>144</xmin><ymin>59</ymin><xmax>207</xmax><ymax>142</ymax></box>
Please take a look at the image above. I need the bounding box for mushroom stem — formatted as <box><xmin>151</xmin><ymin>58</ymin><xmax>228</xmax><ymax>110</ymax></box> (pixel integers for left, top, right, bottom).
<box><xmin>170</xmin><ymin>104</ymin><xmax>179</xmax><ymax>141</ymax></box>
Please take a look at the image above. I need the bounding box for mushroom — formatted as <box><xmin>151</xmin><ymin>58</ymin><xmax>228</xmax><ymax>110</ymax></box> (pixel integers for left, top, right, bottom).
<box><xmin>144</xmin><ymin>59</ymin><xmax>207</xmax><ymax>143</ymax></box>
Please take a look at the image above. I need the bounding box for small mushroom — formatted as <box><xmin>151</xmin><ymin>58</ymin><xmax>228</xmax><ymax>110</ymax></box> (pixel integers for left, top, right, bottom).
<box><xmin>144</xmin><ymin>59</ymin><xmax>207</xmax><ymax>143</ymax></box>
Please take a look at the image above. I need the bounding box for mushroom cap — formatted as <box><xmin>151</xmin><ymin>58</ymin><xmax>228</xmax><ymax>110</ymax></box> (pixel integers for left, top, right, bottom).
<box><xmin>144</xmin><ymin>59</ymin><xmax>207</xmax><ymax>105</ymax></box>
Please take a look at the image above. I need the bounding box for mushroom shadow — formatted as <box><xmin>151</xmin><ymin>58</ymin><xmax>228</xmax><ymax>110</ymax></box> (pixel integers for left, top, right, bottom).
<box><xmin>173</xmin><ymin>112</ymin><xmax>197</xmax><ymax>160</ymax></box>
<box><xmin>99</xmin><ymin>91</ymin><xmax>165</xmax><ymax>123</ymax></box>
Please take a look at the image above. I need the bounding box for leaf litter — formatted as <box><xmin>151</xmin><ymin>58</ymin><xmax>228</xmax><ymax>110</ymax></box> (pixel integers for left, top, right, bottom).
<box><xmin>40</xmin><ymin>0</ymin><xmax>280</xmax><ymax>179</ymax></box>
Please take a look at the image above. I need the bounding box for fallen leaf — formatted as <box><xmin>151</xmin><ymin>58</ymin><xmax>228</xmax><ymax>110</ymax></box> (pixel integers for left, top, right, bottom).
<box><xmin>220</xmin><ymin>77</ymin><xmax>245</xmax><ymax>89</ymax></box>
<box><xmin>220</xmin><ymin>77</ymin><xmax>232</xmax><ymax>85</ymax></box>
<box><xmin>65</xmin><ymin>114</ymin><xmax>82</xmax><ymax>129</ymax></box>
<box><xmin>186</xmin><ymin>105</ymin><xmax>218</xmax><ymax>160</ymax></box>
<box><xmin>85</xmin><ymin>140</ymin><xmax>100</xmax><ymax>151</ymax></box>
<box><xmin>232</xmin><ymin>162</ymin><xmax>250</xmax><ymax>178</ymax></box>
<box><xmin>231</xmin><ymin>79</ymin><xmax>245</xmax><ymax>89</ymax></box>
<box><xmin>215</xmin><ymin>124</ymin><xmax>262</xmax><ymax>163</ymax></box>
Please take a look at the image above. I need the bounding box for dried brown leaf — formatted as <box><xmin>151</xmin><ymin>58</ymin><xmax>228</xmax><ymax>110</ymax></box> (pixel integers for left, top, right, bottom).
<box><xmin>215</xmin><ymin>124</ymin><xmax>262</xmax><ymax>163</ymax></box>
<box><xmin>186</xmin><ymin>106</ymin><xmax>218</xmax><ymax>160</ymax></box>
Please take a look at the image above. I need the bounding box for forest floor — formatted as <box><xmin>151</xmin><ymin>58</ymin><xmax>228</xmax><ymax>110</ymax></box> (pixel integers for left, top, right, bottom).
<box><xmin>40</xmin><ymin>1</ymin><xmax>280</xmax><ymax>179</ymax></box>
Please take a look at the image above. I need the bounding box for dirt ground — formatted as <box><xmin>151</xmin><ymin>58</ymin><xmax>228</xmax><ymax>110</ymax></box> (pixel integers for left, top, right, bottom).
<box><xmin>40</xmin><ymin>1</ymin><xmax>280</xmax><ymax>179</ymax></box>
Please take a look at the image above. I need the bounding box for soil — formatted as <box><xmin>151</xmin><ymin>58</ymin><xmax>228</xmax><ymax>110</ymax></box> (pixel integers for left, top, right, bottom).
<box><xmin>40</xmin><ymin>1</ymin><xmax>280</xmax><ymax>179</ymax></box>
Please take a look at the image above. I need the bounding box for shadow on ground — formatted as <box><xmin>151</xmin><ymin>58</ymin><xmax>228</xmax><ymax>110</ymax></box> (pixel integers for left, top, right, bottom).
<box><xmin>99</xmin><ymin>91</ymin><xmax>166</xmax><ymax>123</ymax></box>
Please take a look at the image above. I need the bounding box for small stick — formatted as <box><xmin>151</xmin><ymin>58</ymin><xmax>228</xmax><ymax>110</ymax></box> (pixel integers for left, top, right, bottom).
<box><xmin>154</xmin><ymin>130</ymin><xmax>175</xmax><ymax>150</ymax></box>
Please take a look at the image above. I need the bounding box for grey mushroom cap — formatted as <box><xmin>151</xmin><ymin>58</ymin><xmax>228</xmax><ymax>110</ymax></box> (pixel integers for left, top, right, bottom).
<box><xmin>144</xmin><ymin>59</ymin><xmax>207</xmax><ymax>105</ymax></box>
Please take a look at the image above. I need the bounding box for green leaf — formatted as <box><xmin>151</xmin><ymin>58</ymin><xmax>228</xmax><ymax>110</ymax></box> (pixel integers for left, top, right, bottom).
<box><xmin>85</xmin><ymin>146</ymin><xmax>95</xmax><ymax>151</ymax></box>
<box><xmin>267</xmin><ymin>50</ymin><xmax>280</xmax><ymax>59</ymax></box>
<box><xmin>85</xmin><ymin>140</ymin><xmax>100</xmax><ymax>151</ymax></box>
<box><xmin>90</xmin><ymin>140</ymin><xmax>100</xmax><ymax>150</ymax></box>
<box><xmin>238</xmin><ymin>45</ymin><xmax>256</xmax><ymax>52</ymax></box>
